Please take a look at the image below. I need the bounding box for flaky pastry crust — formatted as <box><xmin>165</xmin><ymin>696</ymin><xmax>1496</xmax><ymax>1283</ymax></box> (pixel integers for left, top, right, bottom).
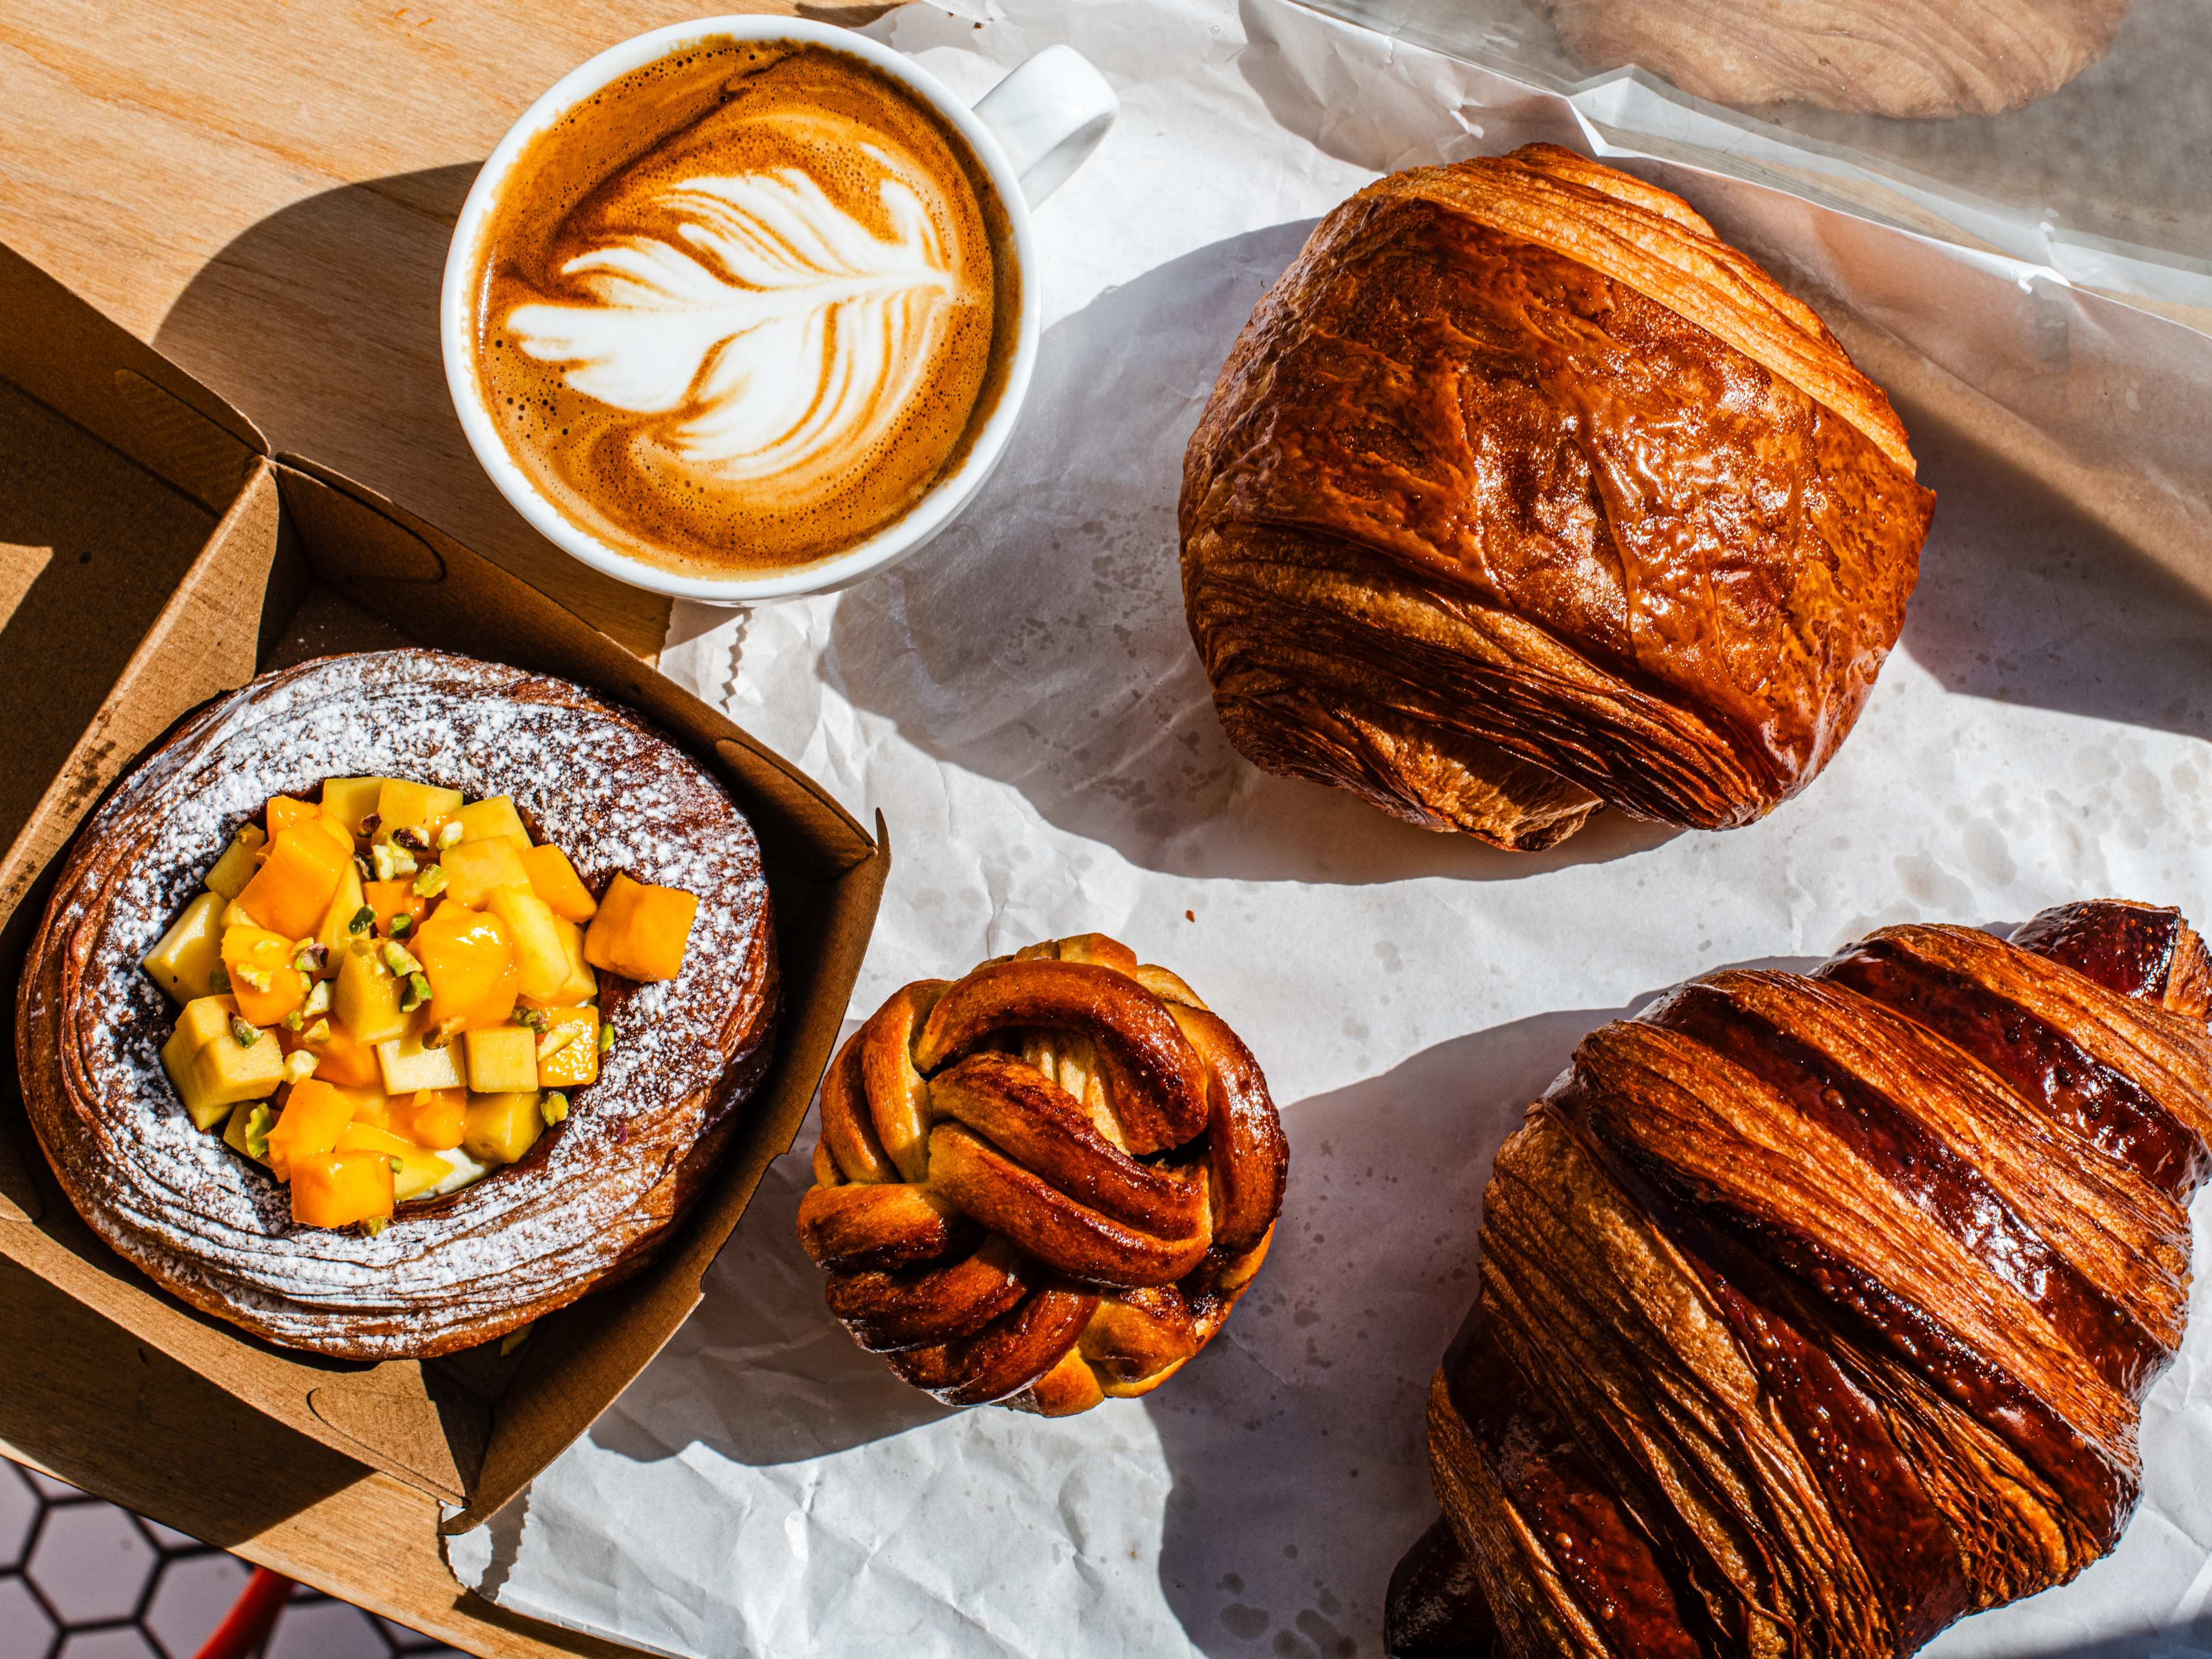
<box><xmin>14</xmin><ymin>649</ymin><xmax>778</xmax><ymax>1359</ymax></box>
<box><xmin>1388</xmin><ymin>899</ymin><xmax>2212</xmax><ymax>1657</ymax></box>
<box><xmin>1180</xmin><ymin>143</ymin><xmax>1935</xmax><ymax>850</ymax></box>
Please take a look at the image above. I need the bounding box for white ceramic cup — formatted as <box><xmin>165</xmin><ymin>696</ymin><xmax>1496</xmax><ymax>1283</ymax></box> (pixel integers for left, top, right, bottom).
<box><xmin>441</xmin><ymin>20</ymin><xmax>1118</xmax><ymax>604</ymax></box>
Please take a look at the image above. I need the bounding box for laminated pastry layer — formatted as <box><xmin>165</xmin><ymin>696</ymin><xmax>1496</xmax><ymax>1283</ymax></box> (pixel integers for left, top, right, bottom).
<box><xmin>1396</xmin><ymin>900</ymin><xmax>2212</xmax><ymax>1658</ymax></box>
<box><xmin>16</xmin><ymin>648</ymin><xmax>779</xmax><ymax>1359</ymax></box>
<box><xmin>1180</xmin><ymin>143</ymin><xmax>1934</xmax><ymax>849</ymax></box>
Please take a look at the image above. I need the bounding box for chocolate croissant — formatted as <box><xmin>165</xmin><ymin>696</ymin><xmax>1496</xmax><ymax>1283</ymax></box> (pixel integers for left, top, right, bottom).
<box><xmin>1388</xmin><ymin>900</ymin><xmax>2212</xmax><ymax>1657</ymax></box>
<box><xmin>797</xmin><ymin>934</ymin><xmax>1287</xmax><ymax>1414</ymax></box>
<box><xmin>1180</xmin><ymin>145</ymin><xmax>1935</xmax><ymax>851</ymax></box>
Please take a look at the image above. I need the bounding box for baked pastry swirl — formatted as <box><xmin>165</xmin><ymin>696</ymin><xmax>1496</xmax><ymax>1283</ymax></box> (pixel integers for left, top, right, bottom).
<box><xmin>797</xmin><ymin>934</ymin><xmax>1287</xmax><ymax>1414</ymax></box>
<box><xmin>1387</xmin><ymin>899</ymin><xmax>2212</xmax><ymax>1658</ymax></box>
<box><xmin>1180</xmin><ymin>144</ymin><xmax>1936</xmax><ymax>850</ymax></box>
<box><xmin>16</xmin><ymin>649</ymin><xmax>778</xmax><ymax>1359</ymax></box>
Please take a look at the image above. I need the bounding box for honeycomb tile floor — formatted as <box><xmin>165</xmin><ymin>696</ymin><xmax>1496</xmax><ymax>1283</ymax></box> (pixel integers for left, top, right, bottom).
<box><xmin>0</xmin><ymin>1461</ymin><xmax>463</xmax><ymax>1659</ymax></box>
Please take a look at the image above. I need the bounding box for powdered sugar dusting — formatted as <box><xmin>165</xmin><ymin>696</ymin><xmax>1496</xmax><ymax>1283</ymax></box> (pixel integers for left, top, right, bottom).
<box><xmin>20</xmin><ymin>649</ymin><xmax>777</xmax><ymax>1357</ymax></box>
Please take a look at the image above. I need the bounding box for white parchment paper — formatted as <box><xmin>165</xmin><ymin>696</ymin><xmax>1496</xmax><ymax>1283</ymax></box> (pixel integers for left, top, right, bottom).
<box><xmin>447</xmin><ymin>2</ymin><xmax>2212</xmax><ymax>1653</ymax></box>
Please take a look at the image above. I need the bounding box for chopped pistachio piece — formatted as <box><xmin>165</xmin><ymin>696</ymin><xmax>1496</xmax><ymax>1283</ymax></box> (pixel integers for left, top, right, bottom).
<box><xmin>302</xmin><ymin>1018</ymin><xmax>332</xmax><ymax>1046</ymax></box>
<box><xmin>422</xmin><ymin>1014</ymin><xmax>465</xmax><ymax>1050</ymax></box>
<box><xmin>389</xmin><ymin>1156</ymin><xmax>405</xmax><ymax>1173</ymax></box>
<box><xmin>371</xmin><ymin>842</ymin><xmax>418</xmax><ymax>881</ymax></box>
<box><xmin>512</xmin><ymin>1006</ymin><xmax>550</xmax><ymax>1032</ymax></box>
<box><xmin>228</xmin><ymin>1014</ymin><xmax>261</xmax><ymax>1048</ymax></box>
<box><xmin>392</xmin><ymin>824</ymin><xmax>430</xmax><ymax>853</ymax></box>
<box><xmin>361</xmin><ymin>1216</ymin><xmax>387</xmax><ymax>1238</ymax></box>
<box><xmin>347</xmin><ymin>905</ymin><xmax>375</xmax><ymax>935</ymax></box>
<box><xmin>283</xmin><ymin>1009</ymin><xmax>304</xmax><ymax>1031</ymax></box>
<box><xmin>292</xmin><ymin>941</ymin><xmax>329</xmax><ymax>975</ymax></box>
<box><xmin>302</xmin><ymin>979</ymin><xmax>332</xmax><ymax>1018</ymax></box>
<box><xmin>243</xmin><ymin>1104</ymin><xmax>274</xmax><ymax>1159</ymax></box>
<box><xmin>536</xmin><ymin>1025</ymin><xmax>582</xmax><ymax>1062</ymax></box>
<box><xmin>411</xmin><ymin>863</ymin><xmax>449</xmax><ymax>897</ymax></box>
<box><xmin>598</xmin><ymin>1021</ymin><xmax>616</xmax><ymax>1055</ymax></box>
<box><xmin>400</xmin><ymin>971</ymin><xmax>432</xmax><ymax>1013</ymax></box>
<box><xmin>380</xmin><ymin>940</ymin><xmax>423</xmax><ymax>978</ymax></box>
<box><xmin>435</xmin><ymin>821</ymin><xmax>466</xmax><ymax>850</ymax></box>
<box><xmin>282</xmin><ymin>1050</ymin><xmax>318</xmax><ymax>1085</ymax></box>
<box><xmin>541</xmin><ymin>1092</ymin><xmax>570</xmax><ymax>1124</ymax></box>
<box><xmin>234</xmin><ymin>961</ymin><xmax>274</xmax><ymax>994</ymax></box>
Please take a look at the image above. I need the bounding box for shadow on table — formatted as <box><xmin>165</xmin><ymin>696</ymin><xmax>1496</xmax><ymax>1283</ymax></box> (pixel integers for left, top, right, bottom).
<box><xmin>823</xmin><ymin>218</ymin><xmax>1683</xmax><ymax>885</ymax></box>
<box><xmin>148</xmin><ymin>164</ymin><xmax>649</xmax><ymax>642</ymax></box>
<box><xmin>1896</xmin><ymin>403</ymin><xmax>2212</xmax><ymax>745</ymax></box>
<box><xmin>2020</xmin><ymin>1620</ymin><xmax>2212</xmax><ymax>1659</ymax></box>
<box><xmin>1139</xmin><ymin>961</ymin><xmax>1827</xmax><ymax>1656</ymax></box>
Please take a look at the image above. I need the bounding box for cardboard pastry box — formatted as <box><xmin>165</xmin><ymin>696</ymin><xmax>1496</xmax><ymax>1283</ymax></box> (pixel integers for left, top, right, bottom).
<box><xmin>0</xmin><ymin>243</ymin><xmax>886</xmax><ymax>1655</ymax></box>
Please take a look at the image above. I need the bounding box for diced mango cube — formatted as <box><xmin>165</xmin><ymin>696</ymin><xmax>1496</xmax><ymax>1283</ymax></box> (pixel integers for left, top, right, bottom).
<box><xmin>373</xmin><ymin>780</ymin><xmax>463</xmax><ymax>845</ymax></box>
<box><xmin>316</xmin><ymin>859</ymin><xmax>367</xmax><ymax>964</ymax></box>
<box><xmin>161</xmin><ymin>995</ymin><xmax>282</xmax><ymax>1130</ymax></box>
<box><xmin>454</xmin><ymin>796</ymin><xmax>531</xmax><ymax>847</ymax></box>
<box><xmin>463</xmin><ymin>1092</ymin><xmax>543</xmax><ymax>1166</ymax></box>
<box><xmin>375</xmin><ymin>1030</ymin><xmax>466</xmax><ymax>1095</ymax></box>
<box><xmin>290</xmin><ymin>1151</ymin><xmax>394</xmax><ymax>1228</ymax></box>
<box><xmin>332</xmin><ymin>1123</ymin><xmax>452</xmax><ymax>1200</ymax></box>
<box><xmin>319</xmin><ymin>777</ymin><xmax>388</xmax><ymax>840</ymax></box>
<box><xmin>363</xmin><ymin>879</ymin><xmax>428</xmax><ymax>937</ymax></box>
<box><xmin>463</xmin><ymin>1025</ymin><xmax>538</xmax><ymax>1094</ymax></box>
<box><xmin>487</xmin><ymin>885</ymin><xmax>570</xmax><ymax>1003</ymax></box>
<box><xmin>265</xmin><ymin>797</ymin><xmax>318</xmax><ymax>838</ymax></box>
<box><xmin>536</xmin><ymin>1006</ymin><xmax>600</xmax><ymax>1090</ymax></box>
<box><xmin>391</xmin><ymin>1087</ymin><xmax>466</xmax><ymax>1150</ymax></box>
<box><xmin>237</xmin><ymin>822</ymin><xmax>352</xmax><ymax>941</ymax></box>
<box><xmin>220</xmin><ymin>926</ymin><xmax>308</xmax><ymax>1028</ymax></box>
<box><xmin>438</xmin><ymin>838</ymin><xmax>531</xmax><ymax>909</ymax></box>
<box><xmin>281</xmin><ymin>1017</ymin><xmax>380</xmax><ymax>1088</ymax></box>
<box><xmin>520</xmin><ymin>916</ymin><xmax>597</xmax><ymax>1009</ymax></box>
<box><xmin>585</xmin><ymin>874</ymin><xmax>698</xmax><ymax>983</ymax></box>
<box><xmin>415</xmin><ymin>904</ymin><xmax>518</xmax><ymax>1031</ymax></box>
<box><xmin>264</xmin><ymin>1077</ymin><xmax>355</xmax><ymax>1181</ymax></box>
<box><xmin>334</xmin><ymin>945</ymin><xmax>408</xmax><ymax>1046</ymax></box>
<box><xmin>203</xmin><ymin>823</ymin><xmax>267</xmax><ymax>900</ymax></box>
<box><xmin>144</xmin><ymin>891</ymin><xmax>228</xmax><ymax>1003</ymax></box>
<box><xmin>520</xmin><ymin>843</ymin><xmax>596</xmax><ymax>923</ymax></box>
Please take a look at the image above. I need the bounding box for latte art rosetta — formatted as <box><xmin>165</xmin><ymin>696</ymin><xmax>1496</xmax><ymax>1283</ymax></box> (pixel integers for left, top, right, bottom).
<box><xmin>506</xmin><ymin>165</ymin><xmax>957</xmax><ymax>486</ymax></box>
<box><xmin>471</xmin><ymin>42</ymin><xmax>1010</xmax><ymax>575</ymax></box>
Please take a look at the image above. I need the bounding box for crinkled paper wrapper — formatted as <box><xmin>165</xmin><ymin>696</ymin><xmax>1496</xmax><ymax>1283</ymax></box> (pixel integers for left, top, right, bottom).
<box><xmin>446</xmin><ymin>2</ymin><xmax>2212</xmax><ymax>1653</ymax></box>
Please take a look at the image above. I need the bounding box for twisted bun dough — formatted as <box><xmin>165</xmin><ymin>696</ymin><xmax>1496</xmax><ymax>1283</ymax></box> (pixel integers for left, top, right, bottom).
<box><xmin>798</xmin><ymin>934</ymin><xmax>1287</xmax><ymax>1414</ymax></box>
<box><xmin>1532</xmin><ymin>0</ymin><xmax>2131</xmax><ymax>119</ymax></box>
<box><xmin>1388</xmin><ymin>900</ymin><xmax>2212</xmax><ymax>1657</ymax></box>
<box><xmin>1180</xmin><ymin>144</ymin><xmax>1935</xmax><ymax>850</ymax></box>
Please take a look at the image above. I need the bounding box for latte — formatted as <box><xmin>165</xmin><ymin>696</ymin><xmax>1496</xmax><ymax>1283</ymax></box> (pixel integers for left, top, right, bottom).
<box><xmin>469</xmin><ymin>41</ymin><xmax>1015</xmax><ymax>576</ymax></box>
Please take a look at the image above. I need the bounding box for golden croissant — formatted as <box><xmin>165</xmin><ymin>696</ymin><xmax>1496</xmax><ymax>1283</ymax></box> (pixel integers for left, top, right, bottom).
<box><xmin>1388</xmin><ymin>899</ymin><xmax>2212</xmax><ymax>1657</ymax></box>
<box><xmin>1180</xmin><ymin>145</ymin><xmax>1936</xmax><ymax>851</ymax></box>
<box><xmin>798</xmin><ymin>934</ymin><xmax>1287</xmax><ymax>1414</ymax></box>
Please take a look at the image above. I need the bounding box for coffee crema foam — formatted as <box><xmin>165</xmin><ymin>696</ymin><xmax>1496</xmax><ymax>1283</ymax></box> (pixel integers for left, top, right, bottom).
<box><xmin>471</xmin><ymin>43</ymin><xmax>1015</xmax><ymax>576</ymax></box>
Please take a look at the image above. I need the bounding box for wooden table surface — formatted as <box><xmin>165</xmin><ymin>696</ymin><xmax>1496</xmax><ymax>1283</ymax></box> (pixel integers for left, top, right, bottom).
<box><xmin>0</xmin><ymin>5</ymin><xmax>875</xmax><ymax>1649</ymax></box>
<box><xmin>0</xmin><ymin>0</ymin><xmax>892</xmax><ymax>660</ymax></box>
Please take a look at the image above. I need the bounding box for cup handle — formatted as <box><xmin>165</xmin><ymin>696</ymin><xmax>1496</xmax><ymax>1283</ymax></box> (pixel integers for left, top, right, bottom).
<box><xmin>972</xmin><ymin>44</ymin><xmax>1118</xmax><ymax>207</ymax></box>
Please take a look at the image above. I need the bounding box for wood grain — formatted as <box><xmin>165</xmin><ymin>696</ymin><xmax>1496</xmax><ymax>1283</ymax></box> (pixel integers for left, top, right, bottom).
<box><xmin>0</xmin><ymin>1</ymin><xmax>844</xmax><ymax>661</ymax></box>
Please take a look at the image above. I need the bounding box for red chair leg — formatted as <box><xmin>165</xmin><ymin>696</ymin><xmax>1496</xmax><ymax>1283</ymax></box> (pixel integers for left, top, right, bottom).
<box><xmin>191</xmin><ymin>1565</ymin><xmax>296</xmax><ymax>1659</ymax></box>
